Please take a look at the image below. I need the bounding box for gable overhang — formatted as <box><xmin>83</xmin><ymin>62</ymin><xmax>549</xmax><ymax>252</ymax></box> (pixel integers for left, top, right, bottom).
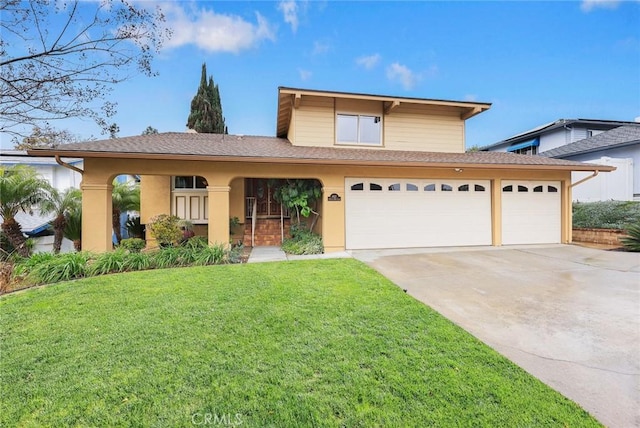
<box><xmin>276</xmin><ymin>87</ymin><xmax>492</xmax><ymax>138</ymax></box>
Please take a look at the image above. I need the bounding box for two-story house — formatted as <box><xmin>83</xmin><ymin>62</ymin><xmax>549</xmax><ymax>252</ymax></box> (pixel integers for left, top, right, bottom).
<box><xmin>481</xmin><ymin>119</ymin><xmax>640</xmax><ymax>201</ymax></box>
<box><xmin>27</xmin><ymin>87</ymin><xmax>611</xmax><ymax>253</ymax></box>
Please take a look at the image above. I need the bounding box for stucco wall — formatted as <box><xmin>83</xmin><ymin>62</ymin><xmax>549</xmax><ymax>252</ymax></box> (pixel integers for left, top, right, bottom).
<box><xmin>229</xmin><ymin>177</ymin><xmax>245</xmax><ymax>222</ymax></box>
<box><xmin>139</xmin><ymin>175</ymin><xmax>171</xmax><ymax>224</ymax></box>
<box><xmin>80</xmin><ymin>157</ymin><xmax>573</xmax><ymax>253</ymax></box>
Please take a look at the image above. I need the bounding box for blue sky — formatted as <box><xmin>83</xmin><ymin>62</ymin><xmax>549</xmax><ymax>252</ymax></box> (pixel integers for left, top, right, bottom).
<box><xmin>3</xmin><ymin>0</ymin><xmax>639</xmax><ymax>149</ymax></box>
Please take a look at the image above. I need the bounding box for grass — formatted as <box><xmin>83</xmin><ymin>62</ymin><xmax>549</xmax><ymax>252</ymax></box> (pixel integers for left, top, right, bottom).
<box><xmin>0</xmin><ymin>259</ymin><xmax>600</xmax><ymax>427</ymax></box>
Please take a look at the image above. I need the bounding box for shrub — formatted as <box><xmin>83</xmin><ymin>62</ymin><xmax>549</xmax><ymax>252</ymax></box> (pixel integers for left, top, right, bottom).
<box><xmin>227</xmin><ymin>244</ymin><xmax>244</xmax><ymax>264</ymax></box>
<box><xmin>281</xmin><ymin>230</ymin><xmax>323</xmax><ymax>255</ymax></box>
<box><xmin>89</xmin><ymin>250</ymin><xmax>127</xmax><ymax>275</ymax></box>
<box><xmin>573</xmin><ymin>201</ymin><xmax>640</xmax><ymax>229</ymax></box>
<box><xmin>193</xmin><ymin>244</ymin><xmax>226</xmax><ymax>266</ymax></box>
<box><xmin>8</xmin><ymin>239</ymin><xmax>242</xmax><ymax>287</ymax></box>
<box><xmin>621</xmin><ymin>224</ymin><xmax>640</xmax><ymax>252</ymax></box>
<box><xmin>13</xmin><ymin>252</ymin><xmax>57</xmax><ymax>276</ymax></box>
<box><xmin>152</xmin><ymin>246</ymin><xmax>187</xmax><ymax>269</ymax></box>
<box><xmin>181</xmin><ymin>236</ymin><xmax>208</xmax><ymax>250</ymax></box>
<box><xmin>147</xmin><ymin>214</ymin><xmax>182</xmax><ymax>247</ymax></box>
<box><xmin>119</xmin><ymin>238</ymin><xmax>146</xmax><ymax>253</ymax></box>
<box><xmin>122</xmin><ymin>251</ymin><xmax>153</xmax><ymax>271</ymax></box>
<box><xmin>24</xmin><ymin>252</ymin><xmax>91</xmax><ymax>284</ymax></box>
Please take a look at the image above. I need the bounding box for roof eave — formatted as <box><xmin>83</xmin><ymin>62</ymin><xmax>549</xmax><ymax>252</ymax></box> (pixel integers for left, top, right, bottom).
<box><xmin>26</xmin><ymin>149</ymin><xmax>615</xmax><ymax>172</ymax></box>
<box><xmin>543</xmin><ymin>139</ymin><xmax>640</xmax><ymax>159</ymax></box>
<box><xmin>278</xmin><ymin>87</ymin><xmax>492</xmax><ymax>109</ymax></box>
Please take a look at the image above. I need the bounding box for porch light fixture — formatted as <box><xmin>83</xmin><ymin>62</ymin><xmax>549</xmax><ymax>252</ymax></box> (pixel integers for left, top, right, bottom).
<box><xmin>454</xmin><ymin>168</ymin><xmax>463</xmax><ymax>173</ymax></box>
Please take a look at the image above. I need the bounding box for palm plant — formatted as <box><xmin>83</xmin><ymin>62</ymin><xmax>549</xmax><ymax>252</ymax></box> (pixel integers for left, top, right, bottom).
<box><xmin>39</xmin><ymin>188</ymin><xmax>82</xmax><ymax>254</ymax></box>
<box><xmin>64</xmin><ymin>208</ymin><xmax>82</xmax><ymax>252</ymax></box>
<box><xmin>621</xmin><ymin>223</ymin><xmax>640</xmax><ymax>252</ymax></box>
<box><xmin>0</xmin><ymin>165</ymin><xmax>48</xmax><ymax>257</ymax></box>
<box><xmin>112</xmin><ymin>180</ymin><xmax>140</xmax><ymax>244</ymax></box>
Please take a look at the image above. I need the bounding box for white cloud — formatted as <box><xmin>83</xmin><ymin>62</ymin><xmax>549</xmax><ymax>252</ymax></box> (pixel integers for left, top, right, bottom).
<box><xmin>162</xmin><ymin>3</ymin><xmax>275</xmax><ymax>53</ymax></box>
<box><xmin>278</xmin><ymin>0</ymin><xmax>299</xmax><ymax>33</ymax></box>
<box><xmin>356</xmin><ymin>53</ymin><xmax>381</xmax><ymax>70</ymax></box>
<box><xmin>386</xmin><ymin>62</ymin><xmax>419</xmax><ymax>90</ymax></box>
<box><xmin>298</xmin><ymin>68</ymin><xmax>312</xmax><ymax>81</ymax></box>
<box><xmin>312</xmin><ymin>41</ymin><xmax>330</xmax><ymax>55</ymax></box>
<box><xmin>580</xmin><ymin>0</ymin><xmax>620</xmax><ymax>12</ymax></box>
<box><xmin>464</xmin><ymin>94</ymin><xmax>478</xmax><ymax>102</ymax></box>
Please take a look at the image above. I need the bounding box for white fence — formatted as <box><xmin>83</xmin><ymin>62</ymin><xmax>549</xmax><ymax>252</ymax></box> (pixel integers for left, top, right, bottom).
<box><xmin>572</xmin><ymin>157</ymin><xmax>634</xmax><ymax>202</ymax></box>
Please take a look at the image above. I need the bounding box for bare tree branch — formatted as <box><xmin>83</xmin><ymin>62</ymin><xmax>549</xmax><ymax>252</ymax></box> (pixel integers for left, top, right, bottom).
<box><xmin>0</xmin><ymin>0</ymin><xmax>171</xmax><ymax>138</ymax></box>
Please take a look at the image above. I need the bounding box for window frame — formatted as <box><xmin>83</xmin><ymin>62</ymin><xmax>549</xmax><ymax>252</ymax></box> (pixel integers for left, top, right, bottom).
<box><xmin>336</xmin><ymin>113</ymin><xmax>382</xmax><ymax>146</ymax></box>
<box><xmin>173</xmin><ymin>176</ymin><xmax>208</xmax><ymax>190</ymax></box>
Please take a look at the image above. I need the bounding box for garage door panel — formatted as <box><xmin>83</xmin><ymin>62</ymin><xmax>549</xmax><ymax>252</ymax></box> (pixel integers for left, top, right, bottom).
<box><xmin>345</xmin><ymin>178</ymin><xmax>492</xmax><ymax>250</ymax></box>
<box><xmin>502</xmin><ymin>181</ymin><xmax>561</xmax><ymax>245</ymax></box>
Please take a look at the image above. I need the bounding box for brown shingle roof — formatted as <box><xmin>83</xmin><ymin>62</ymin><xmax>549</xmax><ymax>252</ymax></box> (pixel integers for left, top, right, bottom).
<box><xmin>27</xmin><ymin>132</ymin><xmax>613</xmax><ymax>171</ymax></box>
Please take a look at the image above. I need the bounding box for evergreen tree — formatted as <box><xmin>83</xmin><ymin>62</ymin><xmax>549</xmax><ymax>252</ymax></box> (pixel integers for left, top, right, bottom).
<box><xmin>186</xmin><ymin>64</ymin><xmax>227</xmax><ymax>134</ymax></box>
<box><xmin>142</xmin><ymin>126</ymin><xmax>158</xmax><ymax>135</ymax></box>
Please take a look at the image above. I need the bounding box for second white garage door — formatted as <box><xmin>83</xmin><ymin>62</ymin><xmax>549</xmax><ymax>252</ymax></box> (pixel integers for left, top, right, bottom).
<box><xmin>345</xmin><ymin>178</ymin><xmax>492</xmax><ymax>250</ymax></box>
<box><xmin>501</xmin><ymin>181</ymin><xmax>561</xmax><ymax>245</ymax></box>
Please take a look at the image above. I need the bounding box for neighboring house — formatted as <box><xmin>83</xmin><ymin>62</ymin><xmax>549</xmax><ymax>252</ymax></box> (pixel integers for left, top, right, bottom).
<box><xmin>481</xmin><ymin>119</ymin><xmax>640</xmax><ymax>201</ymax></box>
<box><xmin>0</xmin><ymin>150</ymin><xmax>82</xmax><ymax>253</ymax></box>
<box><xmin>27</xmin><ymin>87</ymin><xmax>612</xmax><ymax>253</ymax></box>
<box><xmin>539</xmin><ymin>126</ymin><xmax>640</xmax><ymax>202</ymax></box>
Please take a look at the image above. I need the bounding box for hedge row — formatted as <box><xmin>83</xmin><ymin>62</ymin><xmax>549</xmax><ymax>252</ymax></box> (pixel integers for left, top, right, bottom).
<box><xmin>573</xmin><ymin>201</ymin><xmax>640</xmax><ymax>230</ymax></box>
<box><xmin>11</xmin><ymin>240</ymin><xmax>241</xmax><ymax>286</ymax></box>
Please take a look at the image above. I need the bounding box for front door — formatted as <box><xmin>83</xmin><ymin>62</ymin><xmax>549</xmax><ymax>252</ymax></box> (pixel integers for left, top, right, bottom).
<box><xmin>246</xmin><ymin>179</ymin><xmax>282</xmax><ymax>217</ymax></box>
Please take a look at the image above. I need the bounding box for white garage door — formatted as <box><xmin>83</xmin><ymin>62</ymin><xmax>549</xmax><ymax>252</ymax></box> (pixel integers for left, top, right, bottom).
<box><xmin>345</xmin><ymin>178</ymin><xmax>492</xmax><ymax>250</ymax></box>
<box><xmin>501</xmin><ymin>181</ymin><xmax>561</xmax><ymax>245</ymax></box>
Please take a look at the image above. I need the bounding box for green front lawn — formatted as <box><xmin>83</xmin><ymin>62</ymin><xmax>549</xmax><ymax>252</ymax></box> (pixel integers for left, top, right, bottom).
<box><xmin>0</xmin><ymin>259</ymin><xmax>599</xmax><ymax>427</ymax></box>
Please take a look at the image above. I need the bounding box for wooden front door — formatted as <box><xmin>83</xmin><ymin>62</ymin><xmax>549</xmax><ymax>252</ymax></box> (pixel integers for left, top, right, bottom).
<box><xmin>246</xmin><ymin>179</ymin><xmax>283</xmax><ymax>217</ymax></box>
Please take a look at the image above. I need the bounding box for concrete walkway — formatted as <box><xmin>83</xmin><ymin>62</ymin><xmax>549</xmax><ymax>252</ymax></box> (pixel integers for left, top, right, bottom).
<box><xmin>247</xmin><ymin>246</ymin><xmax>351</xmax><ymax>263</ymax></box>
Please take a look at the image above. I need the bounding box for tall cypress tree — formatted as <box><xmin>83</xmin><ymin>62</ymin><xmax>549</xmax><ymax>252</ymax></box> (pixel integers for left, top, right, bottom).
<box><xmin>186</xmin><ymin>64</ymin><xmax>227</xmax><ymax>134</ymax></box>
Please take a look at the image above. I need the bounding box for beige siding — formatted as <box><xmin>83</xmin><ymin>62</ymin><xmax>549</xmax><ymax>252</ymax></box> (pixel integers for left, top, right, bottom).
<box><xmin>287</xmin><ymin>108</ymin><xmax>296</xmax><ymax>144</ymax></box>
<box><xmin>335</xmin><ymin>98</ymin><xmax>382</xmax><ymax>116</ymax></box>
<box><xmin>384</xmin><ymin>104</ymin><xmax>465</xmax><ymax>153</ymax></box>
<box><xmin>290</xmin><ymin>96</ymin><xmax>466</xmax><ymax>152</ymax></box>
<box><xmin>291</xmin><ymin>96</ymin><xmax>334</xmax><ymax>147</ymax></box>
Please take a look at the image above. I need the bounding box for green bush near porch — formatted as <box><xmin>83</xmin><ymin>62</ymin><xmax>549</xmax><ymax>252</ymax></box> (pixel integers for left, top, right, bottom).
<box><xmin>281</xmin><ymin>229</ymin><xmax>323</xmax><ymax>255</ymax></box>
<box><xmin>0</xmin><ymin>260</ymin><xmax>599</xmax><ymax>427</ymax></box>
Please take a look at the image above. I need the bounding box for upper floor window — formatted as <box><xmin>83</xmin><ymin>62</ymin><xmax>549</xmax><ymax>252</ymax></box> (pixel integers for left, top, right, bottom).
<box><xmin>174</xmin><ymin>176</ymin><xmax>207</xmax><ymax>190</ymax></box>
<box><xmin>512</xmin><ymin>146</ymin><xmax>538</xmax><ymax>155</ymax></box>
<box><xmin>336</xmin><ymin>114</ymin><xmax>381</xmax><ymax>145</ymax></box>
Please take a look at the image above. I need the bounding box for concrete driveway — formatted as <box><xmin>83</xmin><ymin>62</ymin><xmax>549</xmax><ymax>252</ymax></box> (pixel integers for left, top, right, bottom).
<box><xmin>352</xmin><ymin>245</ymin><xmax>640</xmax><ymax>428</ymax></box>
